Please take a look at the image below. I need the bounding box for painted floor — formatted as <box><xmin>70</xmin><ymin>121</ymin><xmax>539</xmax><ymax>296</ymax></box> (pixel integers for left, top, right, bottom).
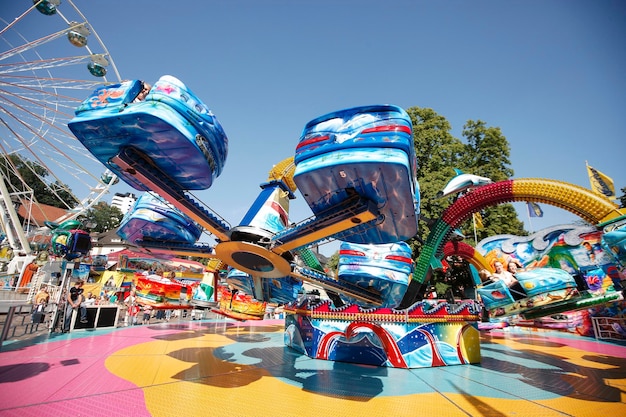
<box><xmin>0</xmin><ymin>318</ymin><xmax>625</xmax><ymax>417</ymax></box>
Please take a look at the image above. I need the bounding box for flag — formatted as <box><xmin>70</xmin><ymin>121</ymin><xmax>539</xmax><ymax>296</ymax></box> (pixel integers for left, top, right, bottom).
<box><xmin>528</xmin><ymin>202</ymin><xmax>543</xmax><ymax>218</ymax></box>
<box><xmin>473</xmin><ymin>212</ymin><xmax>484</xmax><ymax>229</ymax></box>
<box><xmin>586</xmin><ymin>163</ymin><xmax>615</xmax><ymax>199</ymax></box>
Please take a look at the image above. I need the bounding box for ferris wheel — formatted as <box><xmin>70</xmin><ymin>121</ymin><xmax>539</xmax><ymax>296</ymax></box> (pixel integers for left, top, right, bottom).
<box><xmin>0</xmin><ymin>0</ymin><xmax>123</xmax><ymax>230</ymax></box>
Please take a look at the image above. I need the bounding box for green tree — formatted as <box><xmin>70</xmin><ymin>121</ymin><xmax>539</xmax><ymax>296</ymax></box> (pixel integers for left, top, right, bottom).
<box><xmin>405</xmin><ymin>107</ymin><xmax>465</xmax><ymax>256</ymax></box>
<box><xmin>458</xmin><ymin>120</ymin><xmax>526</xmax><ymax>240</ymax></box>
<box><xmin>1</xmin><ymin>154</ymin><xmax>78</xmax><ymax>209</ymax></box>
<box><xmin>84</xmin><ymin>202</ymin><xmax>124</xmax><ymax>233</ymax></box>
<box><xmin>325</xmin><ymin>251</ymin><xmax>339</xmax><ymax>275</ymax></box>
<box><xmin>401</xmin><ymin>111</ymin><xmax>528</xmax><ymax>298</ymax></box>
<box><xmin>461</xmin><ymin>120</ymin><xmax>513</xmax><ymax>181</ymax></box>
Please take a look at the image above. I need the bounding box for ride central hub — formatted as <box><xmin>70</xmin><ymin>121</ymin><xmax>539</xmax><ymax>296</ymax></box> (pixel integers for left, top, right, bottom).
<box><xmin>215</xmin><ymin>226</ymin><xmax>293</xmax><ymax>279</ymax></box>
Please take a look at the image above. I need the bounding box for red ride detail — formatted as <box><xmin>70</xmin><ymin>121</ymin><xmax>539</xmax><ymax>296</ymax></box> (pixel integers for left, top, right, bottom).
<box><xmin>361</xmin><ymin>125</ymin><xmax>411</xmax><ymax>135</ymax></box>
<box><xmin>295</xmin><ymin>135</ymin><xmax>330</xmax><ymax>151</ymax></box>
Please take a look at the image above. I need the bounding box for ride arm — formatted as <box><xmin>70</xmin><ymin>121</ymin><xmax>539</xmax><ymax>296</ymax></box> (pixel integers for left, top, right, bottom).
<box><xmin>132</xmin><ymin>240</ymin><xmax>216</xmax><ymax>258</ymax></box>
<box><xmin>271</xmin><ymin>194</ymin><xmax>379</xmax><ymax>254</ymax></box>
<box><xmin>110</xmin><ymin>147</ymin><xmax>230</xmax><ymax>242</ymax></box>
<box><xmin>290</xmin><ymin>265</ymin><xmax>382</xmax><ymax>306</ymax></box>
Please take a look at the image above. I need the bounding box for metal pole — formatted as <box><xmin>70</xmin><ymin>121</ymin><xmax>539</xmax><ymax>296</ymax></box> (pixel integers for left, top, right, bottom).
<box><xmin>0</xmin><ymin>306</ymin><xmax>17</xmax><ymax>349</ymax></box>
<box><xmin>49</xmin><ymin>261</ymin><xmax>74</xmax><ymax>333</ymax></box>
<box><xmin>526</xmin><ymin>203</ymin><xmax>534</xmax><ymax>233</ymax></box>
<box><xmin>0</xmin><ymin>172</ymin><xmax>32</xmax><ymax>255</ymax></box>
<box><xmin>472</xmin><ymin>213</ymin><xmax>478</xmax><ymax>245</ymax></box>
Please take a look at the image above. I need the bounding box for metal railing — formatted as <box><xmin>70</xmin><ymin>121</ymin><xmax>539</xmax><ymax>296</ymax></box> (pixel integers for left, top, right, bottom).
<box><xmin>0</xmin><ymin>303</ymin><xmax>53</xmax><ymax>350</ymax></box>
<box><xmin>592</xmin><ymin>316</ymin><xmax>626</xmax><ymax>341</ymax></box>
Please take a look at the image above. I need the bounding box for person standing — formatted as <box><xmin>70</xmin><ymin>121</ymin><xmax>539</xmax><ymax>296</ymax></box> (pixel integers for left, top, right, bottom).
<box><xmin>34</xmin><ymin>285</ymin><xmax>50</xmax><ymax>306</ymax></box>
<box><xmin>124</xmin><ymin>290</ymin><xmax>139</xmax><ymax>325</ymax></box>
<box><xmin>18</xmin><ymin>260</ymin><xmax>39</xmax><ymax>293</ymax></box>
<box><xmin>63</xmin><ymin>280</ymin><xmax>87</xmax><ymax>332</ymax></box>
<box><xmin>142</xmin><ymin>304</ymin><xmax>153</xmax><ymax>325</ymax></box>
<box><xmin>31</xmin><ymin>285</ymin><xmax>50</xmax><ymax>323</ymax></box>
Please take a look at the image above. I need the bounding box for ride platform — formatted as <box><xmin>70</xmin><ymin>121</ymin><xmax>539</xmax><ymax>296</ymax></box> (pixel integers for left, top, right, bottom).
<box><xmin>285</xmin><ymin>298</ymin><xmax>481</xmax><ymax>368</ymax></box>
<box><xmin>1</xmin><ymin>316</ymin><xmax>624</xmax><ymax>417</ymax></box>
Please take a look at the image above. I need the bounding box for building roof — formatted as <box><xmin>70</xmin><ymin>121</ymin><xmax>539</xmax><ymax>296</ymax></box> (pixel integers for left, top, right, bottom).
<box><xmin>90</xmin><ymin>229</ymin><xmax>128</xmax><ymax>247</ymax></box>
<box><xmin>17</xmin><ymin>200</ymin><xmax>70</xmax><ymax>227</ymax></box>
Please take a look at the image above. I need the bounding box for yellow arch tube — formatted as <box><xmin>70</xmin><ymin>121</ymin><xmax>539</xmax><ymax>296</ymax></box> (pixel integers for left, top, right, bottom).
<box><xmin>511</xmin><ymin>178</ymin><xmax>623</xmax><ymax>225</ymax></box>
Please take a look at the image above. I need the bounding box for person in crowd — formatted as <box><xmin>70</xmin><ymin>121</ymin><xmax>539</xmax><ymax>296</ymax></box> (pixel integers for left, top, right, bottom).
<box><xmin>492</xmin><ymin>261</ymin><xmax>526</xmax><ymax>300</ymax></box>
<box><xmin>34</xmin><ymin>285</ymin><xmax>50</xmax><ymax>306</ymax></box>
<box><xmin>53</xmin><ymin>288</ymin><xmax>67</xmax><ymax>332</ymax></box>
<box><xmin>142</xmin><ymin>304</ymin><xmax>153</xmax><ymax>325</ymax></box>
<box><xmin>63</xmin><ymin>280</ymin><xmax>87</xmax><ymax>332</ymax></box>
<box><xmin>265</xmin><ymin>303</ymin><xmax>276</xmax><ymax>319</ymax></box>
<box><xmin>124</xmin><ymin>289</ymin><xmax>139</xmax><ymax>325</ymax></box>
<box><xmin>507</xmin><ymin>260</ymin><xmax>523</xmax><ymax>276</ymax></box>
<box><xmin>83</xmin><ymin>291</ymin><xmax>96</xmax><ymax>306</ymax></box>
<box><xmin>32</xmin><ymin>285</ymin><xmax>50</xmax><ymax>323</ymax></box>
<box><xmin>446</xmin><ymin>255</ymin><xmax>475</xmax><ymax>299</ymax></box>
<box><xmin>274</xmin><ymin>304</ymin><xmax>285</xmax><ymax>319</ymax></box>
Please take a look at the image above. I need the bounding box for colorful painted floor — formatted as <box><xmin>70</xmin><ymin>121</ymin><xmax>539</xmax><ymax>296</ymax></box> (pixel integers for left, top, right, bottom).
<box><xmin>0</xmin><ymin>318</ymin><xmax>625</xmax><ymax>417</ymax></box>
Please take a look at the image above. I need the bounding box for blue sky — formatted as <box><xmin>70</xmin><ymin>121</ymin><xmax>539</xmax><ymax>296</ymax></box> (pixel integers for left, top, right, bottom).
<box><xmin>3</xmin><ymin>0</ymin><xmax>625</xmax><ymax>255</ymax></box>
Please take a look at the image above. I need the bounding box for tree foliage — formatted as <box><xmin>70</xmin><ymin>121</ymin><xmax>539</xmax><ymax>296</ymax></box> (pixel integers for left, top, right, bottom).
<box><xmin>325</xmin><ymin>251</ymin><xmax>339</xmax><ymax>275</ymax></box>
<box><xmin>0</xmin><ymin>154</ymin><xmax>78</xmax><ymax>209</ymax></box>
<box><xmin>404</xmin><ymin>107</ymin><xmax>526</xmax><ymax>260</ymax></box>
<box><xmin>404</xmin><ymin>107</ymin><xmax>465</xmax><ymax>257</ymax></box>
<box><xmin>458</xmin><ymin>120</ymin><xmax>526</xmax><ymax>241</ymax></box>
<box><xmin>84</xmin><ymin>202</ymin><xmax>124</xmax><ymax>233</ymax></box>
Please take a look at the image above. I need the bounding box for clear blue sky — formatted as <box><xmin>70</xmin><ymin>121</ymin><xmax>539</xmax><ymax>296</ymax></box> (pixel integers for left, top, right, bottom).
<box><xmin>4</xmin><ymin>0</ymin><xmax>625</xmax><ymax>255</ymax></box>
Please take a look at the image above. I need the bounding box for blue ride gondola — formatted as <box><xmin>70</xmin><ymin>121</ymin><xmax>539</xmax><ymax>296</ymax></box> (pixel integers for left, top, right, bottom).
<box><xmin>117</xmin><ymin>192</ymin><xmax>202</xmax><ymax>246</ymax></box>
<box><xmin>293</xmin><ymin>105</ymin><xmax>419</xmax><ymax>244</ymax></box>
<box><xmin>226</xmin><ymin>268</ymin><xmax>303</xmax><ymax>305</ymax></box>
<box><xmin>477</xmin><ymin>268</ymin><xmax>578</xmax><ymax>318</ymax></box>
<box><xmin>337</xmin><ymin>241</ymin><xmax>413</xmax><ymax>308</ymax></box>
<box><xmin>68</xmin><ymin>75</ymin><xmax>228</xmax><ymax>191</ymax></box>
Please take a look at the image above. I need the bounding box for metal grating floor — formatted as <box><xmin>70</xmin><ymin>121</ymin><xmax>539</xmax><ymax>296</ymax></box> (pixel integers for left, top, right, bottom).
<box><xmin>0</xmin><ymin>318</ymin><xmax>625</xmax><ymax>417</ymax></box>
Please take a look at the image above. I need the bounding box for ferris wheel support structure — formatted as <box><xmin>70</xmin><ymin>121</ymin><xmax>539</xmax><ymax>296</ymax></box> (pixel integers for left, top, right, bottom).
<box><xmin>1</xmin><ymin>0</ymin><xmax>124</xmax><ymax>233</ymax></box>
<box><xmin>0</xmin><ymin>172</ymin><xmax>31</xmax><ymax>255</ymax></box>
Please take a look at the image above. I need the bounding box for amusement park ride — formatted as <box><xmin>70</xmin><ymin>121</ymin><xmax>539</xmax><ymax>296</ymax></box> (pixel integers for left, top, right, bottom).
<box><xmin>4</xmin><ymin>0</ymin><xmax>623</xmax><ymax>368</ymax></box>
<box><xmin>1</xmin><ymin>51</ymin><xmax>622</xmax><ymax>364</ymax></box>
<box><xmin>63</xmin><ymin>74</ymin><xmax>626</xmax><ymax>368</ymax></box>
